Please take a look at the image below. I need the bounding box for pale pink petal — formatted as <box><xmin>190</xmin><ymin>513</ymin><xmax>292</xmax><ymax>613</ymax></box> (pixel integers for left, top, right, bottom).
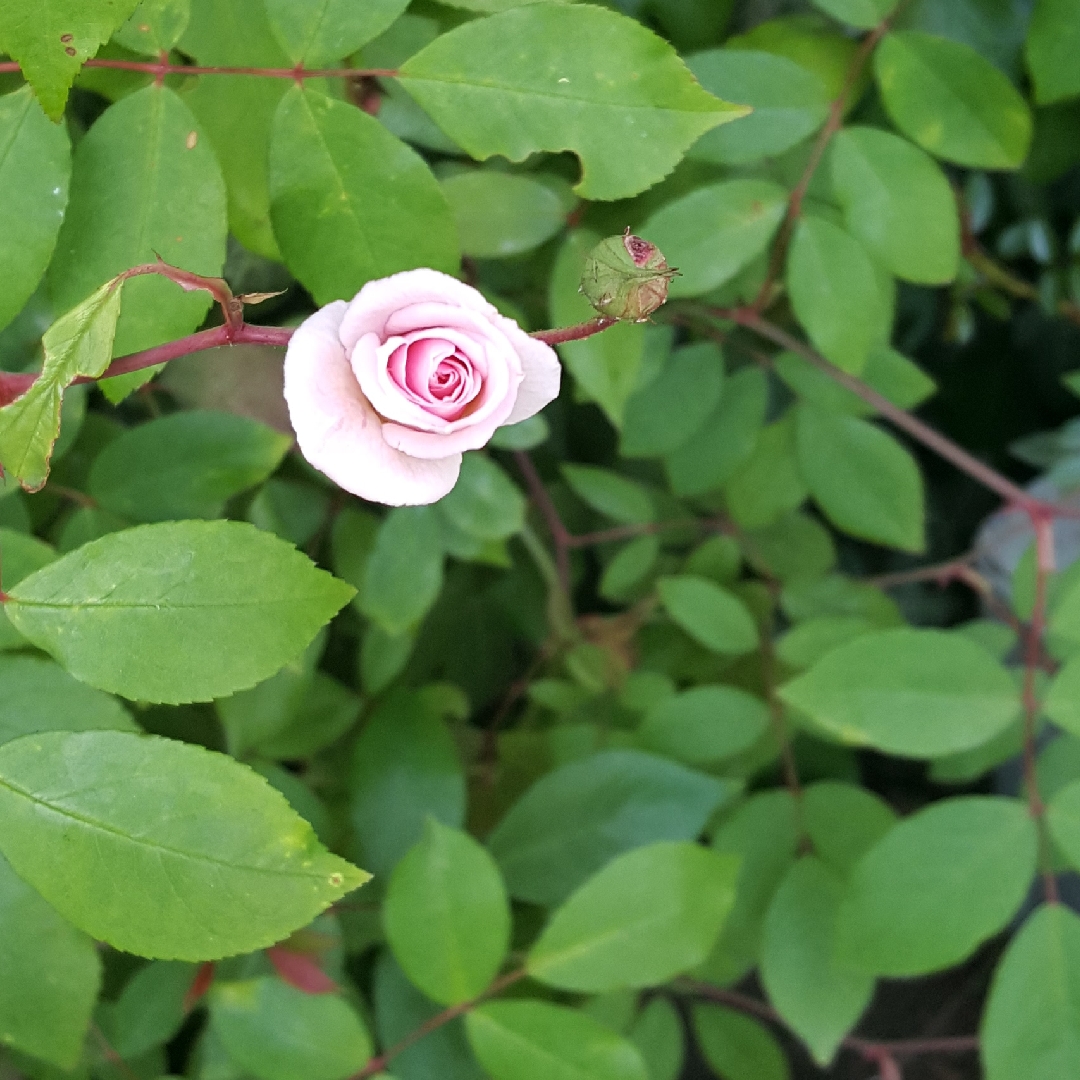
<box><xmin>338</xmin><ymin>270</ymin><xmax>500</xmax><ymax>353</ymax></box>
<box><xmin>497</xmin><ymin>316</ymin><xmax>562</xmax><ymax>425</ymax></box>
<box><xmin>283</xmin><ymin>303</ymin><xmax>460</xmax><ymax>506</ymax></box>
<box><xmin>381</xmin><ymin>387</ymin><xmax>518</xmax><ymax>459</ymax></box>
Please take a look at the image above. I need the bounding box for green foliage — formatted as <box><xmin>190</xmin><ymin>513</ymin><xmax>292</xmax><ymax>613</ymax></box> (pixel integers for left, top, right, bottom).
<box><xmin>465</xmin><ymin>1001</ymin><xmax>648</xmax><ymax>1080</ymax></box>
<box><xmin>0</xmin><ymin>88</ymin><xmax>69</xmax><ymax>334</ymax></box>
<box><xmin>0</xmin><ymin>1</ymin><xmax>1076</xmax><ymax>1075</ymax></box>
<box><xmin>384</xmin><ymin>819</ymin><xmax>510</xmax><ymax>1005</ymax></box>
<box><xmin>527</xmin><ymin>841</ymin><xmax>738</xmax><ymax>991</ymax></box>
<box><xmin>6</xmin><ymin>520</ymin><xmax>353</xmax><ymax>703</ymax></box>
<box><xmin>487</xmin><ymin>749</ymin><xmax>732</xmax><ymax>906</ymax></box>
<box><xmin>779</xmin><ymin>628</ymin><xmax>1019</xmax><ymax>756</ymax></box>
<box><xmin>0</xmin><ymin>854</ymin><xmax>100</xmax><ymax>1066</ymax></box>
<box><xmin>836</xmin><ymin>797</ymin><xmax>1037</xmax><ymax>976</ymax></box>
<box><xmin>874</xmin><ymin>31</ymin><xmax>1033</xmax><ymax>168</ymax></box>
<box><xmin>399</xmin><ymin>5</ymin><xmax>746</xmax><ymax>200</ymax></box>
<box><xmin>269</xmin><ymin>86</ymin><xmax>459</xmax><ymax>305</ymax></box>
<box><xmin>0</xmin><ymin>730</ymin><xmax>367</xmax><ymax>959</ymax></box>
<box><xmin>0</xmin><ymin>0</ymin><xmax>141</xmax><ymax>118</ymax></box>
<box><xmin>211</xmin><ymin>977</ymin><xmax>372</xmax><ymax>1080</ymax></box>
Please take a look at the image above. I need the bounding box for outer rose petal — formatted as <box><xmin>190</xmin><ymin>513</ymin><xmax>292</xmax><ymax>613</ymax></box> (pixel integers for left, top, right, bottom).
<box><xmin>283</xmin><ymin>302</ymin><xmax>460</xmax><ymax>506</ymax></box>
<box><xmin>497</xmin><ymin>316</ymin><xmax>561</xmax><ymax>425</ymax></box>
<box><xmin>338</xmin><ymin>269</ymin><xmax>500</xmax><ymax>352</ymax></box>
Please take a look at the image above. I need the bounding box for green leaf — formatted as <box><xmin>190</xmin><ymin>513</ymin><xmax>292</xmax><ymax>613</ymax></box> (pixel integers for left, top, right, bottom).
<box><xmin>743</xmin><ymin>511</ymin><xmax>836</xmax><ymax>586</ymax></box>
<box><xmin>1043</xmin><ymin>656</ymin><xmax>1080</xmax><ymax>738</ymax></box>
<box><xmin>802</xmin><ymin>781</ymin><xmax>895</xmax><ymax>875</ymax></box>
<box><xmin>1026</xmin><ymin>0</ymin><xmax>1080</xmax><ymax>105</ymax></box>
<box><xmin>257</xmin><ymin>673</ymin><xmax>360</xmax><ymax>761</ymax></box>
<box><xmin>437</xmin><ymin>454</ymin><xmax>525</xmax><ymax>542</ymax></box>
<box><xmin>563</xmin><ymin>465</ymin><xmax>654</xmax><ymax>525</ymax></box>
<box><xmin>490</xmin><ymin>414</ymin><xmax>550</xmax><ymax>452</ymax></box>
<box><xmin>776</xmin><ymin>616</ymin><xmax>874</xmax><ymax>670</ymax></box>
<box><xmin>0</xmin><ymin>0</ymin><xmax>141</xmax><ymax>118</ymax></box>
<box><xmin>629</xmin><ymin>998</ymin><xmax>683</xmax><ymax>1080</ymax></box>
<box><xmin>0</xmin><ymin>653</ymin><xmax>135</xmax><ymax>747</ymax></box>
<box><xmin>269</xmin><ymin>86</ymin><xmax>459</xmax><ymax>306</ymax></box>
<box><xmin>1045</xmin><ymin>779</ymin><xmax>1080</xmax><ymax>872</ymax></box>
<box><xmin>811</xmin><ymin>0</ymin><xmax>896</xmax><ymax>30</ymax></box>
<box><xmin>639</xmin><ymin>685</ymin><xmax>769</xmax><ymax>767</ymax></box>
<box><xmin>6</xmin><ymin>520</ymin><xmax>354</xmax><ymax>704</ymax></box>
<box><xmin>466</xmin><ymin>1001</ymin><xmax>648</xmax><ymax>1080</ymax></box>
<box><xmin>374</xmin><ymin>952</ymin><xmax>485</xmax><ymax>1080</ymax></box>
<box><xmin>0</xmin><ymin>87</ymin><xmax>70</xmax><ymax>334</ymax></box>
<box><xmin>0</xmin><ymin>730</ymin><xmax>368</xmax><ymax>960</ymax></box>
<box><xmin>349</xmin><ymin>691</ymin><xmax>465</xmax><ymax>877</ymax></box>
<box><xmin>724</xmin><ymin>413</ymin><xmax>808</xmax><ymax>528</ymax></box>
<box><xmin>774</xmin><ymin>344</ymin><xmax>936</xmax><ymax>417</ymax></box>
<box><xmin>0</xmin><ymin>278</ymin><xmax>122</xmax><ymax>491</ymax></box>
<box><xmin>211</xmin><ymin>978</ymin><xmax>372</xmax><ymax>1080</ymax></box>
<box><xmin>620</xmin><ymin>342</ymin><xmax>724</xmax><ymax>459</ymax></box>
<box><xmin>830</xmin><ymin>125</ymin><xmax>959</xmax><ymax>284</ymax></box>
<box><xmin>700</xmin><ymin>790</ymin><xmax>798</xmax><ymax>985</ymax></box>
<box><xmin>548</xmin><ymin>230</ymin><xmax>647</xmax><ymax>426</ymax></box>
<box><xmin>440</xmin><ymin>170</ymin><xmax>569</xmax><ymax>259</ymax></box>
<box><xmin>247</xmin><ymin>478</ymin><xmax>330</xmax><ymax>549</ymax></box>
<box><xmin>178</xmin><ymin>0</ymin><xmax>291</xmax><ymax>258</ymax></box>
<box><xmin>982</xmin><ymin>904</ymin><xmax>1080</xmax><ymax>1080</ymax></box>
<box><xmin>113</xmin><ymin>0</ymin><xmax>190</xmax><ymax>53</ymax></box>
<box><xmin>786</xmin><ymin>215</ymin><xmax>894</xmax><ymax>375</ymax></box>
<box><xmin>527</xmin><ymin>841</ymin><xmax>737</xmax><ymax>991</ymax></box>
<box><xmin>488</xmin><ymin>749</ymin><xmax>732</xmax><ymax>907</ymax></box>
<box><xmin>781</xmin><ymin>573</ymin><xmax>903</xmax><ymax>626</ymax></box>
<box><xmin>640</xmin><ymin>180</ymin><xmax>787</xmax><ymax>297</ymax></box>
<box><xmin>779</xmin><ymin>628</ymin><xmax>1019</xmax><ymax>757</ymax></box>
<box><xmin>0</xmin><ymin>853</ymin><xmax>100</xmax><ymax>1067</ymax></box>
<box><xmin>686</xmin><ymin>49</ymin><xmax>829</xmax><ymax>166</ymax></box>
<box><xmin>104</xmin><ymin>960</ymin><xmax>195</xmax><ymax>1059</ymax></box>
<box><xmin>835</xmin><ymin>796</ymin><xmax>1037</xmax><ymax>976</ymax></box>
<box><xmin>874</xmin><ymin>31</ymin><xmax>1033</xmax><ymax>168</ymax></box>
<box><xmin>384</xmin><ymin>819</ymin><xmax>510</xmax><ymax>1006</ymax></box>
<box><xmin>0</xmin><ymin>529</ymin><xmax>57</xmax><ymax>649</ymax></box>
<box><xmin>658</xmin><ymin>575</ymin><xmax>759</xmax><ymax>655</ymax></box>
<box><xmin>600</xmin><ymin>536</ymin><xmax>660</xmax><ymax>602</ymax></box>
<box><xmin>399</xmin><ymin>5</ymin><xmax>746</xmax><ymax>201</ymax></box>
<box><xmin>264</xmin><ymin>0</ymin><xmax>409</xmax><ymax>66</ymax></box>
<box><xmin>89</xmin><ymin>410</ymin><xmax>292</xmax><ymax>522</ymax></box>
<box><xmin>693</xmin><ymin>1005</ymin><xmax>788</xmax><ymax>1080</ymax></box>
<box><xmin>47</xmin><ymin>84</ymin><xmax>228</xmax><ymax>393</ymax></box>
<box><xmin>795</xmin><ymin>404</ymin><xmax>925</xmax><ymax>552</ymax></box>
<box><xmin>359</xmin><ymin>506</ymin><xmax>445</xmax><ymax>636</ymax></box>
<box><xmin>665</xmin><ymin>367</ymin><xmax>767</xmax><ymax>496</ymax></box>
<box><xmin>761</xmin><ymin>857</ymin><xmax>873</xmax><ymax>1065</ymax></box>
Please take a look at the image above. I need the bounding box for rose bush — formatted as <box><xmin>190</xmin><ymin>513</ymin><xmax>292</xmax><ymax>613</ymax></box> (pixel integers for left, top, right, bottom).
<box><xmin>283</xmin><ymin>270</ymin><xmax>561</xmax><ymax>505</ymax></box>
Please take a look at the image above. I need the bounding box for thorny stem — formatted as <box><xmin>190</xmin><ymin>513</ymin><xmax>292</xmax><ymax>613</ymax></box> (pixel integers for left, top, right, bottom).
<box><xmin>532</xmin><ymin>316</ymin><xmax>618</xmax><ymax>345</ymax></box>
<box><xmin>0</xmin><ymin>58</ymin><xmax>397</xmax><ymax>80</ymax></box>
<box><xmin>678</xmin><ymin>981</ymin><xmax>980</xmax><ymax>1066</ymax></box>
<box><xmin>350</xmin><ymin>970</ymin><xmax>525</xmax><ymax>1079</ymax></box>
<box><xmin>514</xmin><ymin>450</ymin><xmax>573</xmax><ymax>596</ymax></box>
<box><xmin>750</xmin><ymin>12</ymin><xmax>898</xmax><ymax>312</ymax></box>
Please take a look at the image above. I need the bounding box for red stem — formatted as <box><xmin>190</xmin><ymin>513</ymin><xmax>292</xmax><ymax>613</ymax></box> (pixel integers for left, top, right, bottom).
<box><xmin>532</xmin><ymin>317</ymin><xmax>617</xmax><ymax>346</ymax></box>
<box><xmin>1023</xmin><ymin>514</ymin><xmax>1060</xmax><ymax>903</ymax></box>
<box><xmin>0</xmin><ymin>58</ymin><xmax>397</xmax><ymax>80</ymax></box>
<box><xmin>514</xmin><ymin>449</ymin><xmax>572</xmax><ymax>594</ymax></box>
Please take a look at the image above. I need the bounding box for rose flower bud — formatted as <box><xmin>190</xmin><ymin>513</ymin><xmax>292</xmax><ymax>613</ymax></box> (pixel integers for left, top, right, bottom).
<box><xmin>580</xmin><ymin>230</ymin><xmax>677</xmax><ymax>322</ymax></box>
<box><xmin>283</xmin><ymin>269</ymin><xmax>561</xmax><ymax>506</ymax></box>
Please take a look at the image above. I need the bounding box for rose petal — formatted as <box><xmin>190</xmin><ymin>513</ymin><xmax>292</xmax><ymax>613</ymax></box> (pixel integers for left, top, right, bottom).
<box><xmin>283</xmin><ymin>303</ymin><xmax>460</xmax><ymax>506</ymax></box>
<box><xmin>497</xmin><ymin>317</ymin><xmax>562</xmax><ymax>425</ymax></box>
<box><xmin>338</xmin><ymin>269</ymin><xmax>500</xmax><ymax>351</ymax></box>
<box><xmin>380</xmin><ymin>385</ymin><xmax>518</xmax><ymax>459</ymax></box>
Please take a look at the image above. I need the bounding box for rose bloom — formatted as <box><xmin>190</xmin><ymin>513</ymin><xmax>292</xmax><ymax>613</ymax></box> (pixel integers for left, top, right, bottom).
<box><xmin>283</xmin><ymin>270</ymin><xmax>561</xmax><ymax>506</ymax></box>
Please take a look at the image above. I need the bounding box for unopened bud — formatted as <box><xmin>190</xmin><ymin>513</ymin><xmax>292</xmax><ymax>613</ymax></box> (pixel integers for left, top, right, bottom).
<box><xmin>579</xmin><ymin>230</ymin><xmax>677</xmax><ymax>322</ymax></box>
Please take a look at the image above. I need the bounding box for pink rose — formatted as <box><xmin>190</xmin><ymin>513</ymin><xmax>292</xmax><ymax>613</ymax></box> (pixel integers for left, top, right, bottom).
<box><xmin>283</xmin><ymin>270</ymin><xmax>561</xmax><ymax>506</ymax></box>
